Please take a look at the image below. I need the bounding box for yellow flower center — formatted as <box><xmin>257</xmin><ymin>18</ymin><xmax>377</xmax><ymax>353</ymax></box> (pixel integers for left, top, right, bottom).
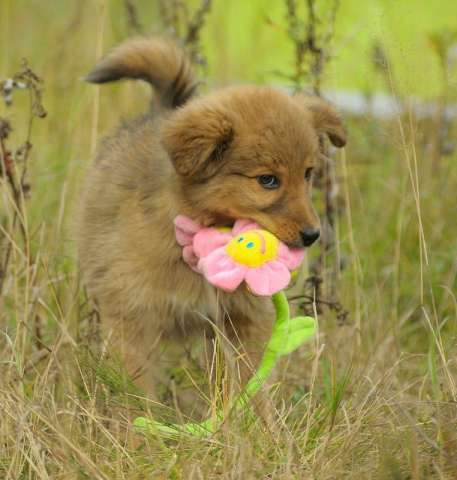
<box><xmin>226</xmin><ymin>229</ymin><xmax>279</xmax><ymax>268</ymax></box>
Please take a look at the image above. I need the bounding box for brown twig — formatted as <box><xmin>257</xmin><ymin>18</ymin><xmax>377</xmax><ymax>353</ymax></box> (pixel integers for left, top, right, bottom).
<box><xmin>283</xmin><ymin>0</ymin><xmax>344</xmax><ymax>317</ymax></box>
<box><xmin>285</xmin><ymin>0</ymin><xmax>340</xmax><ymax>94</ymax></box>
<box><xmin>184</xmin><ymin>0</ymin><xmax>212</xmax><ymax>66</ymax></box>
<box><xmin>0</xmin><ymin>59</ymin><xmax>47</xmax><ymax>349</ymax></box>
<box><xmin>289</xmin><ymin>289</ymin><xmax>349</xmax><ymax>325</ymax></box>
<box><xmin>157</xmin><ymin>0</ymin><xmax>212</xmax><ymax>69</ymax></box>
<box><xmin>123</xmin><ymin>0</ymin><xmax>143</xmax><ymax>35</ymax></box>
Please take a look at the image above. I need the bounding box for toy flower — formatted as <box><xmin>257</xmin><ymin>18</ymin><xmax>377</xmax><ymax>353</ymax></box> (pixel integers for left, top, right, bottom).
<box><xmin>174</xmin><ymin>216</ymin><xmax>304</xmax><ymax>296</ymax></box>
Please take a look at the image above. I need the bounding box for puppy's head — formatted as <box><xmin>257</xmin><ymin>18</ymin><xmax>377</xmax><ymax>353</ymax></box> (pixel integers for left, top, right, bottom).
<box><xmin>162</xmin><ymin>86</ymin><xmax>346</xmax><ymax>247</ymax></box>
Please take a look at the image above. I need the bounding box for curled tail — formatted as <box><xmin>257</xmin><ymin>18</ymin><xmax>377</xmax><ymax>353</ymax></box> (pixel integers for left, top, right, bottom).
<box><xmin>85</xmin><ymin>38</ymin><xmax>197</xmax><ymax>109</ymax></box>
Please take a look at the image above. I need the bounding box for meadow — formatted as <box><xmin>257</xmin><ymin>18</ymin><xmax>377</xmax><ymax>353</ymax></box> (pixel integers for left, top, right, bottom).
<box><xmin>1</xmin><ymin>0</ymin><xmax>456</xmax><ymax>478</ymax></box>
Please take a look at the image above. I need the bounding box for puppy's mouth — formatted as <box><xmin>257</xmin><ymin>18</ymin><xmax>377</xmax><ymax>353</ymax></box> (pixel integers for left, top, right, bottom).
<box><xmin>206</xmin><ymin>212</ymin><xmax>306</xmax><ymax>249</ymax></box>
<box><xmin>284</xmin><ymin>239</ymin><xmax>305</xmax><ymax>249</ymax></box>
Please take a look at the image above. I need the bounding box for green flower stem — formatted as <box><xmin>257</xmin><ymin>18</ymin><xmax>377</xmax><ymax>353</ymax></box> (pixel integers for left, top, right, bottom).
<box><xmin>134</xmin><ymin>291</ymin><xmax>316</xmax><ymax>438</ymax></box>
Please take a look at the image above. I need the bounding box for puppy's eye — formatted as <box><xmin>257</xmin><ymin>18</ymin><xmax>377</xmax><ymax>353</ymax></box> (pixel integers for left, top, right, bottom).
<box><xmin>305</xmin><ymin>167</ymin><xmax>314</xmax><ymax>181</ymax></box>
<box><xmin>257</xmin><ymin>175</ymin><xmax>280</xmax><ymax>189</ymax></box>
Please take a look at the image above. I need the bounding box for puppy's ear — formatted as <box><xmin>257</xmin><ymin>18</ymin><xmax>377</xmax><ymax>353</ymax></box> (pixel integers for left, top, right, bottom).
<box><xmin>294</xmin><ymin>94</ymin><xmax>347</xmax><ymax>147</ymax></box>
<box><xmin>162</xmin><ymin>104</ymin><xmax>234</xmax><ymax>179</ymax></box>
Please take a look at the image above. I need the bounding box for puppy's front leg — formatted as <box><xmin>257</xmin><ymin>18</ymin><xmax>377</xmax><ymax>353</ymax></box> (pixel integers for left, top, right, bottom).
<box><xmin>99</xmin><ymin>307</ymin><xmax>162</xmax><ymax>399</ymax></box>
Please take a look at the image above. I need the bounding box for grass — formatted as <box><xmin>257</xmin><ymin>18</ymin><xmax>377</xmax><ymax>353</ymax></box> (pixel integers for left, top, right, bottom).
<box><xmin>1</xmin><ymin>1</ymin><xmax>457</xmax><ymax>478</ymax></box>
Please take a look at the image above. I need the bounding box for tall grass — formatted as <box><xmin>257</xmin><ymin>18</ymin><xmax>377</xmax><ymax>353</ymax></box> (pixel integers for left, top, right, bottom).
<box><xmin>1</xmin><ymin>1</ymin><xmax>456</xmax><ymax>478</ymax></box>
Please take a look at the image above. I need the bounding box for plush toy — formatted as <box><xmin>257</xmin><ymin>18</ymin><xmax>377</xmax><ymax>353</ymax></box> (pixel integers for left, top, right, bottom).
<box><xmin>134</xmin><ymin>216</ymin><xmax>316</xmax><ymax>438</ymax></box>
<box><xmin>173</xmin><ymin>215</ymin><xmax>305</xmax><ymax>296</ymax></box>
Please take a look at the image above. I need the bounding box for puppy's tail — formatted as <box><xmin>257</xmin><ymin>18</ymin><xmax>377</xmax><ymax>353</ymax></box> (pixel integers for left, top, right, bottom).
<box><xmin>84</xmin><ymin>38</ymin><xmax>197</xmax><ymax>109</ymax></box>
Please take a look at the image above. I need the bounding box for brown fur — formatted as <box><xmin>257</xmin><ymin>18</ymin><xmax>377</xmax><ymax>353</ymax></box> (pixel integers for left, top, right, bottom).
<box><xmin>77</xmin><ymin>38</ymin><xmax>346</xmax><ymax>398</ymax></box>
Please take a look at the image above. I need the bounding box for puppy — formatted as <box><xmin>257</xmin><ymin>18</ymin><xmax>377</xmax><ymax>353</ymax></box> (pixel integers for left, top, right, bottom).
<box><xmin>77</xmin><ymin>38</ymin><xmax>346</xmax><ymax>399</ymax></box>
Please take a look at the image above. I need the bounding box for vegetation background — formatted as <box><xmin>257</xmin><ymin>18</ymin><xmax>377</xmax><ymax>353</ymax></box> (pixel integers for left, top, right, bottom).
<box><xmin>1</xmin><ymin>0</ymin><xmax>456</xmax><ymax>478</ymax></box>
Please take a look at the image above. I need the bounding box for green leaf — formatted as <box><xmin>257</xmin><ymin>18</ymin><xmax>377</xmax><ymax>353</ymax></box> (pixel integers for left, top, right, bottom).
<box><xmin>133</xmin><ymin>416</ymin><xmax>213</xmax><ymax>438</ymax></box>
<box><xmin>268</xmin><ymin>315</ymin><xmax>316</xmax><ymax>356</ymax></box>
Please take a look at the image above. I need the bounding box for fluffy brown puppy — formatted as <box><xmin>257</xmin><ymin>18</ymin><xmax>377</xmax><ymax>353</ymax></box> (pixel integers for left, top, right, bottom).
<box><xmin>78</xmin><ymin>38</ymin><xmax>346</xmax><ymax>398</ymax></box>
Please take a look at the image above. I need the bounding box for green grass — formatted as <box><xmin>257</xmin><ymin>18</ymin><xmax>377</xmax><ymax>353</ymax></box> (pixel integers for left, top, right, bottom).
<box><xmin>1</xmin><ymin>0</ymin><xmax>457</xmax><ymax>478</ymax></box>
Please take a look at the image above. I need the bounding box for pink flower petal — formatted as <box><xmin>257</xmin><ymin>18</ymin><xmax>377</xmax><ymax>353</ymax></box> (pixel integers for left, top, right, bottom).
<box><xmin>193</xmin><ymin>228</ymin><xmax>232</xmax><ymax>259</ymax></box>
<box><xmin>175</xmin><ymin>229</ymin><xmax>194</xmax><ymax>247</ymax></box>
<box><xmin>245</xmin><ymin>261</ymin><xmax>291</xmax><ymax>296</ymax></box>
<box><xmin>278</xmin><ymin>243</ymin><xmax>305</xmax><ymax>270</ymax></box>
<box><xmin>182</xmin><ymin>246</ymin><xmax>201</xmax><ymax>273</ymax></box>
<box><xmin>199</xmin><ymin>248</ymin><xmax>247</xmax><ymax>292</ymax></box>
<box><xmin>174</xmin><ymin>215</ymin><xmax>202</xmax><ymax>246</ymax></box>
<box><xmin>232</xmin><ymin>219</ymin><xmax>260</xmax><ymax>235</ymax></box>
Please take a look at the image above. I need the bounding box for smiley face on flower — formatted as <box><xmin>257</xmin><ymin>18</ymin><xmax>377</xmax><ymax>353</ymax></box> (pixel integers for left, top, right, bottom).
<box><xmin>174</xmin><ymin>216</ymin><xmax>305</xmax><ymax>296</ymax></box>
<box><xmin>226</xmin><ymin>229</ymin><xmax>278</xmax><ymax>266</ymax></box>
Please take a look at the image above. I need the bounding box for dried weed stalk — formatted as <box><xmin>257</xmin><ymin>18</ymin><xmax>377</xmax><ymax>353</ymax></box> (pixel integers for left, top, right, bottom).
<box><xmin>284</xmin><ymin>0</ymin><xmax>347</xmax><ymax>319</ymax></box>
<box><xmin>121</xmin><ymin>0</ymin><xmax>212</xmax><ymax>67</ymax></box>
<box><xmin>0</xmin><ymin>59</ymin><xmax>46</xmax><ymax>346</ymax></box>
<box><xmin>123</xmin><ymin>0</ymin><xmax>143</xmax><ymax>35</ymax></box>
<box><xmin>157</xmin><ymin>0</ymin><xmax>212</xmax><ymax>67</ymax></box>
<box><xmin>285</xmin><ymin>0</ymin><xmax>340</xmax><ymax>95</ymax></box>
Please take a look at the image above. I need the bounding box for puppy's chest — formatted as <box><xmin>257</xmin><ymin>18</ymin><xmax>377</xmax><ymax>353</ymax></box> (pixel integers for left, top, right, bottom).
<box><xmin>170</xmin><ymin>280</ymin><xmax>229</xmax><ymax>324</ymax></box>
<box><xmin>169</xmin><ymin>279</ymin><xmax>270</xmax><ymax>333</ymax></box>
<box><xmin>139</xmin><ymin>256</ymin><xmax>270</xmax><ymax>332</ymax></box>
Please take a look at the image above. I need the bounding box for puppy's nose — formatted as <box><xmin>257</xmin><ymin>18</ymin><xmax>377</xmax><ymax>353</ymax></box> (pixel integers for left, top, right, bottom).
<box><xmin>299</xmin><ymin>228</ymin><xmax>320</xmax><ymax>247</ymax></box>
